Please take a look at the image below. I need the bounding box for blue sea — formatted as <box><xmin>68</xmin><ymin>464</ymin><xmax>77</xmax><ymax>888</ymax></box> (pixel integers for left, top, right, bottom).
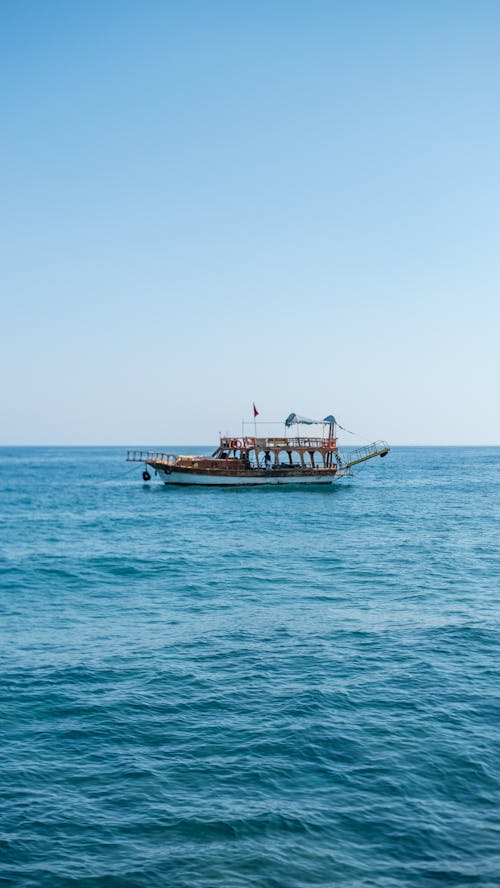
<box><xmin>1</xmin><ymin>446</ymin><xmax>499</xmax><ymax>887</ymax></box>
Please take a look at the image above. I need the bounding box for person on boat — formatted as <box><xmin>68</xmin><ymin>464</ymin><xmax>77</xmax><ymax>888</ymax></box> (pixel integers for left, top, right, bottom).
<box><xmin>264</xmin><ymin>451</ymin><xmax>272</xmax><ymax>471</ymax></box>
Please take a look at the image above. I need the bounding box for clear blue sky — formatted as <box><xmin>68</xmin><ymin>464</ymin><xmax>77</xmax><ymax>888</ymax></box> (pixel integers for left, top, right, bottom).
<box><xmin>1</xmin><ymin>0</ymin><xmax>499</xmax><ymax>445</ymax></box>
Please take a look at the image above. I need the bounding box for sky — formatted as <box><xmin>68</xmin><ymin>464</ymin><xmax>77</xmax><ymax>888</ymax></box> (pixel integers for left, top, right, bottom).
<box><xmin>1</xmin><ymin>0</ymin><xmax>499</xmax><ymax>445</ymax></box>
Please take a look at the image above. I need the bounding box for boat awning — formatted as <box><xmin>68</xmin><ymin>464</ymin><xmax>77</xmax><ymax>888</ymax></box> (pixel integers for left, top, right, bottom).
<box><xmin>285</xmin><ymin>413</ymin><xmax>336</xmax><ymax>427</ymax></box>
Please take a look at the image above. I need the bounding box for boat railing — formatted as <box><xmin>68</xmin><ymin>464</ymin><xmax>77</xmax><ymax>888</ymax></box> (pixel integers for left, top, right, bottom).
<box><xmin>229</xmin><ymin>436</ymin><xmax>336</xmax><ymax>450</ymax></box>
<box><xmin>282</xmin><ymin>437</ymin><xmax>337</xmax><ymax>450</ymax></box>
<box><xmin>127</xmin><ymin>451</ymin><xmax>250</xmax><ymax>471</ymax></box>
<box><xmin>126</xmin><ymin>450</ymin><xmax>178</xmax><ymax>466</ymax></box>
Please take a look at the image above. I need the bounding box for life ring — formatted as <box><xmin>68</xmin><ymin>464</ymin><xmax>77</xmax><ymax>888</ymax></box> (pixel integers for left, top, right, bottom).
<box><xmin>230</xmin><ymin>438</ymin><xmax>241</xmax><ymax>449</ymax></box>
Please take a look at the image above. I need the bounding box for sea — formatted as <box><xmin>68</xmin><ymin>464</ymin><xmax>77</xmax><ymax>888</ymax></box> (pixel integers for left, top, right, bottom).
<box><xmin>1</xmin><ymin>445</ymin><xmax>499</xmax><ymax>887</ymax></box>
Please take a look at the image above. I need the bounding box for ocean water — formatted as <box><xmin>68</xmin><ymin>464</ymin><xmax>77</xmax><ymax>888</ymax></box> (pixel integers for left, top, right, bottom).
<box><xmin>1</xmin><ymin>445</ymin><xmax>499</xmax><ymax>887</ymax></box>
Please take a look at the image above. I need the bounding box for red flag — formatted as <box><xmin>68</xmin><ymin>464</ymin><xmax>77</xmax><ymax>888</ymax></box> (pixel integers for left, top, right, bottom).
<box><xmin>253</xmin><ymin>403</ymin><xmax>259</xmax><ymax>418</ymax></box>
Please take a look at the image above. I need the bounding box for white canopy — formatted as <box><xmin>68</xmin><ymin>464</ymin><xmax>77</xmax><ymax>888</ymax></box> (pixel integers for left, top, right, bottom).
<box><xmin>285</xmin><ymin>413</ymin><xmax>336</xmax><ymax>427</ymax></box>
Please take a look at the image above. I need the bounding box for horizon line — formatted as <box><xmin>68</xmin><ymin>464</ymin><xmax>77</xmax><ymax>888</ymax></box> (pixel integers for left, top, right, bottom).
<box><xmin>0</xmin><ymin>442</ymin><xmax>499</xmax><ymax>449</ymax></box>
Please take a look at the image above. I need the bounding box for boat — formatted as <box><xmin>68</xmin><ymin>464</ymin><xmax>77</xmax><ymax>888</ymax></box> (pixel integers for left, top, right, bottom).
<box><xmin>126</xmin><ymin>412</ymin><xmax>389</xmax><ymax>486</ymax></box>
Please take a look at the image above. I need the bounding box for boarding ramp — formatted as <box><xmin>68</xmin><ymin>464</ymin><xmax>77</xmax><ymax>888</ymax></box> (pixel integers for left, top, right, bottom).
<box><xmin>341</xmin><ymin>441</ymin><xmax>390</xmax><ymax>469</ymax></box>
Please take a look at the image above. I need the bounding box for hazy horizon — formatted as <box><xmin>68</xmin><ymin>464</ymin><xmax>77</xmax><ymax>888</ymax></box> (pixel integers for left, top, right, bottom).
<box><xmin>1</xmin><ymin>441</ymin><xmax>499</xmax><ymax>449</ymax></box>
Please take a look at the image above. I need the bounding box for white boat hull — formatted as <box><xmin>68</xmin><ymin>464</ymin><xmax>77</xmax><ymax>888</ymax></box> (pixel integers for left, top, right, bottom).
<box><xmin>156</xmin><ymin>467</ymin><xmax>336</xmax><ymax>486</ymax></box>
